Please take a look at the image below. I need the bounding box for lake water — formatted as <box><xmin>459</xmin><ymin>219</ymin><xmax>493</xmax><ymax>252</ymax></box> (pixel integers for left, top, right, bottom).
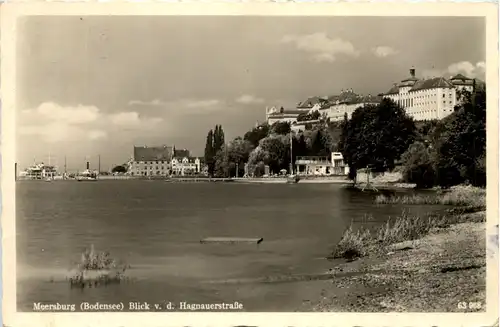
<box><xmin>16</xmin><ymin>180</ymin><xmax>442</xmax><ymax>311</ymax></box>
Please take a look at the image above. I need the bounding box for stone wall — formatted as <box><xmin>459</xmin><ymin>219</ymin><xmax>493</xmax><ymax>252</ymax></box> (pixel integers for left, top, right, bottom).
<box><xmin>356</xmin><ymin>170</ymin><xmax>403</xmax><ymax>184</ymax></box>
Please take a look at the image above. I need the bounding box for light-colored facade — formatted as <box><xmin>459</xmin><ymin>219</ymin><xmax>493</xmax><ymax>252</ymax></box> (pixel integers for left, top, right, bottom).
<box><xmin>128</xmin><ymin>145</ymin><xmax>173</xmax><ymax>176</ymax></box>
<box><xmin>266</xmin><ymin>97</ymin><xmax>327</xmax><ymax>125</ymax></box>
<box><xmin>171</xmin><ymin>157</ymin><xmax>201</xmax><ymax>175</ymax></box>
<box><xmin>128</xmin><ymin>145</ymin><xmax>202</xmax><ymax>177</ymax></box>
<box><xmin>450</xmin><ymin>73</ymin><xmax>475</xmax><ymax>93</ymax></box>
<box><xmin>267</xmin><ymin>92</ymin><xmax>381</xmax><ymax>126</ymax></box>
<box><xmin>383</xmin><ymin>68</ymin><xmax>460</xmax><ymax>121</ymax></box>
<box><xmin>295</xmin><ymin>152</ymin><xmax>349</xmax><ymax>176</ymax></box>
<box><xmin>320</xmin><ymin>90</ymin><xmax>382</xmax><ymax>122</ymax></box>
<box><xmin>331</xmin><ymin>152</ymin><xmax>350</xmax><ymax>175</ymax></box>
<box><xmin>19</xmin><ymin>163</ymin><xmax>58</xmax><ymax>179</ymax></box>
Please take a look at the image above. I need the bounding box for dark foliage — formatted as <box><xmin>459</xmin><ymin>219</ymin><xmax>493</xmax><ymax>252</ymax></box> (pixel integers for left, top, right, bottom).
<box><xmin>401</xmin><ymin>141</ymin><xmax>436</xmax><ymax>188</ymax></box>
<box><xmin>111</xmin><ymin>165</ymin><xmax>127</xmax><ymax>173</ymax></box>
<box><xmin>270</xmin><ymin>121</ymin><xmax>291</xmax><ymax>135</ymax></box>
<box><xmin>204</xmin><ymin>125</ymin><xmax>226</xmax><ymax>176</ymax></box>
<box><xmin>432</xmin><ymin>85</ymin><xmax>486</xmax><ymax>187</ymax></box>
<box><xmin>243</xmin><ymin>123</ymin><xmax>270</xmax><ymax>148</ymax></box>
<box><xmin>297</xmin><ymin>110</ymin><xmax>321</xmax><ymax>122</ymax></box>
<box><xmin>339</xmin><ymin>98</ymin><xmax>417</xmax><ymax>177</ymax></box>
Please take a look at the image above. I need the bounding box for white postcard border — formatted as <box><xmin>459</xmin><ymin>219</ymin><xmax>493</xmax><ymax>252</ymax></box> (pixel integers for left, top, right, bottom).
<box><xmin>1</xmin><ymin>3</ymin><xmax>498</xmax><ymax>327</ymax></box>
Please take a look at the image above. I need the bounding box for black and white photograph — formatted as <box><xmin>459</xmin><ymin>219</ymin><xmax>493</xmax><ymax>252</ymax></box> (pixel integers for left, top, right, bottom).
<box><xmin>1</xmin><ymin>3</ymin><xmax>498</xmax><ymax>326</ymax></box>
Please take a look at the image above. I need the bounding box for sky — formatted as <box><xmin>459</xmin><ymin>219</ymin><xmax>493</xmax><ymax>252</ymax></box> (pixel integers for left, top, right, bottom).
<box><xmin>15</xmin><ymin>16</ymin><xmax>485</xmax><ymax>171</ymax></box>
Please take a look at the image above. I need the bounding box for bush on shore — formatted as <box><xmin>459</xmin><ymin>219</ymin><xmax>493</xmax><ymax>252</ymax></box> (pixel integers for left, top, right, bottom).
<box><xmin>331</xmin><ymin>224</ymin><xmax>373</xmax><ymax>259</ymax></box>
<box><xmin>68</xmin><ymin>245</ymin><xmax>129</xmax><ymax>288</ymax></box>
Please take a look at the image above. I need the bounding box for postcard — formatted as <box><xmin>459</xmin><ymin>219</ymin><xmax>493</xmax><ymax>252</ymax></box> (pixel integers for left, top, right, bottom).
<box><xmin>1</xmin><ymin>2</ymin><xmax>498</xmax><ymax>327</ymax></box>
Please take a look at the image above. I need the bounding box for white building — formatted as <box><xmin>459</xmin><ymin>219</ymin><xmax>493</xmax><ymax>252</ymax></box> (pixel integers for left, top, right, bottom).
<box><xmin>266</xmin><ymin>96</ymin><xmax>327</xmax><ymax>125</ymax></box>
<box><xmin>331</xmin><ymin>152</ymin><xmax>350</xmax><ymax>175</ymax></box>
<box><xmin>171</xmin><ymin>157</ymin><xmax>201</xmax><ymax>176</ymax></box>
<box><xmin>294</xmin><ymin>152</ymin><xmax>349</xmax><ymax>176</ymax></box>
<box><xmin>320</xmin><ymin>90</ymin><xmax>382</xmax><ymax>122</ymax></box>
<box><xmin>383</xmin><ymin>68</ymin><xmax>462</xmax><ymax>121</ymax></box>
<box><xmin>450</xmin><ymin>73</ymin><xmax>476</xmax><ymax>92</ymax></box>
<box><xmin>128</xmin><ymin>145</ymin><xmax>202</xmax><ymax>177</ymax></box>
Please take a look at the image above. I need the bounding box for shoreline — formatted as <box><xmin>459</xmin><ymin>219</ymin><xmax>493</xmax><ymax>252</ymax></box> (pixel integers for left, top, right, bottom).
<box><xmin>300</xmin><ymin>210</ymin><xmax>486</xmax><ymax>312</ymax></box>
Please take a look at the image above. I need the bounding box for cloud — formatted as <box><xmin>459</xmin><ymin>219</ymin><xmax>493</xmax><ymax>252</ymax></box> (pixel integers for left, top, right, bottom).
<box><xmin>372</xmin><ymin>46</ymin><xmax>399</xmax><ymax>58</ymax></box>
<box><xmin>422</xmin><ymin>61</ymin><xmax>486</xmax><ymax>79</ymax></box>
<box><xmin>128</xmin><ymin>99</ymin><xmax>165</xmax><ymax>106</ymax></box>
<box><xmin>128</xmin><ymin>98</ymin><xmax>223</xmax><ymax>114</ymax></box>
<box><xmin>281</xmin><ymin>33</ymin><xmax>360</xmax><ymax>63</ymax></box>
<box><xmin>22</xmin><ymin>102</ymin><xmax>101</xmax><ymax>124</ymax></box>
<box><xmin>447</xmin><ymin>61</ymin><xmax>485</xmax><ymax>78</ymax></box>
<box><xmin>19</xmin><ymin>102</ymin><xmax>162</xmax><ymax>143</ymax></box>
<box><xmin>235</xmin><ymin>95</ymin><xmax>264</xmax><ymax>105</ymax></box>
<box><xmin>88</xmin><ymin>130</ymin><xmax>108</xmax><ymax>140</ymax></box>
<box><xmin>184</xmin><ymin>99</ymin><xmax>220</xmax><ymax>108</ymax></box>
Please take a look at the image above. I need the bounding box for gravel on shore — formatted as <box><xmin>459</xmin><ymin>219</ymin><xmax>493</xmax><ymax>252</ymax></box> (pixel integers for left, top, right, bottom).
<box><xmin>303</xmin><ymin>214</ymin><xmax>486</xmax><ymax>312</ymax></box>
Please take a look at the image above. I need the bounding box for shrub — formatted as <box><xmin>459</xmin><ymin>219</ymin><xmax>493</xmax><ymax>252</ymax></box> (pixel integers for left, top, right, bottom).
<box><xmin>332</xmin><ymin>224</ymin><xmax>373</xmax><ymax>259</ymax></box>
<box><xmin>401</xmin><ymin>141</ymin><xmax>436</xmax><ymax>188</ymax></box>
<box><xmin>377</xmin><ymin>210</ymin><xmax>433</xmax><ymax>244</ymax></box>
<box><xmin>68</xmin><ymin>245</ymin><xmax>129</xmax><ymax>288</ymax></box>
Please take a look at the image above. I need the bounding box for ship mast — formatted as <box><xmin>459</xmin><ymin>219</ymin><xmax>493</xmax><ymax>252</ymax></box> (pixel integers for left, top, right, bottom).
<box><xmin>289</xmin><ymin>131</ymin><xmax>293</xmax><ymax>175</ymax></box>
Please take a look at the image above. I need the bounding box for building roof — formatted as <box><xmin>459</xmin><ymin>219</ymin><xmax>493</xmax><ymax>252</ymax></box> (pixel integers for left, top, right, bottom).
<box><xmin>401</xmin><ymin>76</ymin><xmax>419</xmax><ymax>83</ymax></box>
<box><xmin>384</xmin><ymin>84</ymin><xmax>400</xmax><ymax>95</ymax></box>
<box><xmin>297</xmin><ymin>96</ymin><xmax>328</xmax><ymax>108</ymax></box>
<box><xmin>134</xmin><ymin>145</ymin><xmax>173</xmax><ymax>161</ymax></box>
<box><xmin>450</xmin><ymin>73</ymin><xmax>472</xmax><ymax>81</ymax></box>
<box><xmin>409</xmin><ymin>77</ymin><xmax>455</xmax><ymax>92</ymax></box>
<box><xmin>174</xmin><ymin>149</ymin><xmax>190</xmax><ymax>158</ymax></box>
<box><xmin>268</xmin><ymin>109</ymin><xmax>310</xmax><ymax>117</ymax></box>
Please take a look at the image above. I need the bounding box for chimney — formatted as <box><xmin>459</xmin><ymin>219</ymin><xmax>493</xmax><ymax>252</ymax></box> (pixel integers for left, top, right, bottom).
<box><xmin>410</xmin><ymin>68</ymin><xmax>416</xmax><ymax>78</ymax></box>
<box><xmin>86</xmin><ymin>162</ymin><xmax>90</xmax><ymax>170</ymax></box>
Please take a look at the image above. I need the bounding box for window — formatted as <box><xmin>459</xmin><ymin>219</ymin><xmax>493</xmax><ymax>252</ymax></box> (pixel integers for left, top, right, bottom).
<box><xmin>442</xmin><ymin>94</ymin><xmax>445</xmax><ymax>98</ymax></box>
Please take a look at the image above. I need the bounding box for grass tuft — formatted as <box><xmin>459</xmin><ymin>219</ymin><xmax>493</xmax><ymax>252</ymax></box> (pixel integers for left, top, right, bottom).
<box><xmin>331</xmin><ymin>224</ymin><xmax>373</xmax><ymax>260</ymax></box>
<box><xmin>376</xmin><ymin>210</ymin><xmax>433</xmax><ymax>245</ymax></box>
<box><xmin>68</xmin><ymin>245</ymin><xmax>130</xmax><ymax>288</ymax></box>
<box><xmin>375</xmin><ymin>185</ymin><xmax>486</xmax><ymax>208</ymax></box>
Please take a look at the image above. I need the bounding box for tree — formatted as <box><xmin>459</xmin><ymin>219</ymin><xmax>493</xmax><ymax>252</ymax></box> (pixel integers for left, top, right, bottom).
<box><xmin>432</xmin><ymin>85</ymin><xmax>486</xmax><ymax>187</ymax></box>
<box><xmin>270</xmin><ymin>121</ymin><xmax>291</xmax><ymax>135</ymax></box>
<box><xmin>111</xmin><ymin>165</ymin><xmax>127</xmax><ymax>173</ymax></box>
<box><xmin>259</xmin><ymin>135</ymin><xmax>289</xmax><ymax>173</ymax></box>
<box><xmin>204</xmin><ymin>129</ymin><xmax>215</xmax><ymax>176</ymax></box>
<box><xmin>215</xmin><ymin>137</ymin><xmax>254</xmax><ymax>177</ymax></box>
<box><xmin>337</xmin><ymin>112</ymin><xmax>349</xmax><ymax>154</ymax></box>
<box><xmin>213</xmin><ymin>125</ymin><xmax>225</xmax><ymax>153</ymax></box>
<box><xmin>308</xmin><ymin>125</ymin><xmax>334</xmax><ymax>157</ymax></box>
<box><xmin>401</xmin><ymin>141</ymin><xmax>435</xmax><ymax>188</ymax></box>
<box><xmin>244</xmin><ymin>123</ymin><xmax>270</xmax><ymax>147</ymax></box>
<box><xmin>214</xmin><ymin>147</ymin><xmax>230</xmax><ymax>178</ymax></box>
<box><xmin>340</xmin><ymin>99</ymin><xmax>416</xmax><ymax>179</ymax></box>
<box><xmin>248</xmin><ymin>146</ymin><xmax>270</xmax><ymax>167</ymax></box>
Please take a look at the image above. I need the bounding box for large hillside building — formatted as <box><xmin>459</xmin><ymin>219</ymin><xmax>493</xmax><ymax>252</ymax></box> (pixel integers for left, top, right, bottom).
<box><xmin>383</xmin><ymin>68</ymin><xmax>459</xmax><ymax>121</ymax></box>
<box><xmin>320</xmin><ymin>90</ymin><xmax>382</xmax><ymax>122</ymax></box>
<box><xmin>265</xmin><ymin>68</ymin><xmax>481</xmax><ymax>126</ymax></box>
